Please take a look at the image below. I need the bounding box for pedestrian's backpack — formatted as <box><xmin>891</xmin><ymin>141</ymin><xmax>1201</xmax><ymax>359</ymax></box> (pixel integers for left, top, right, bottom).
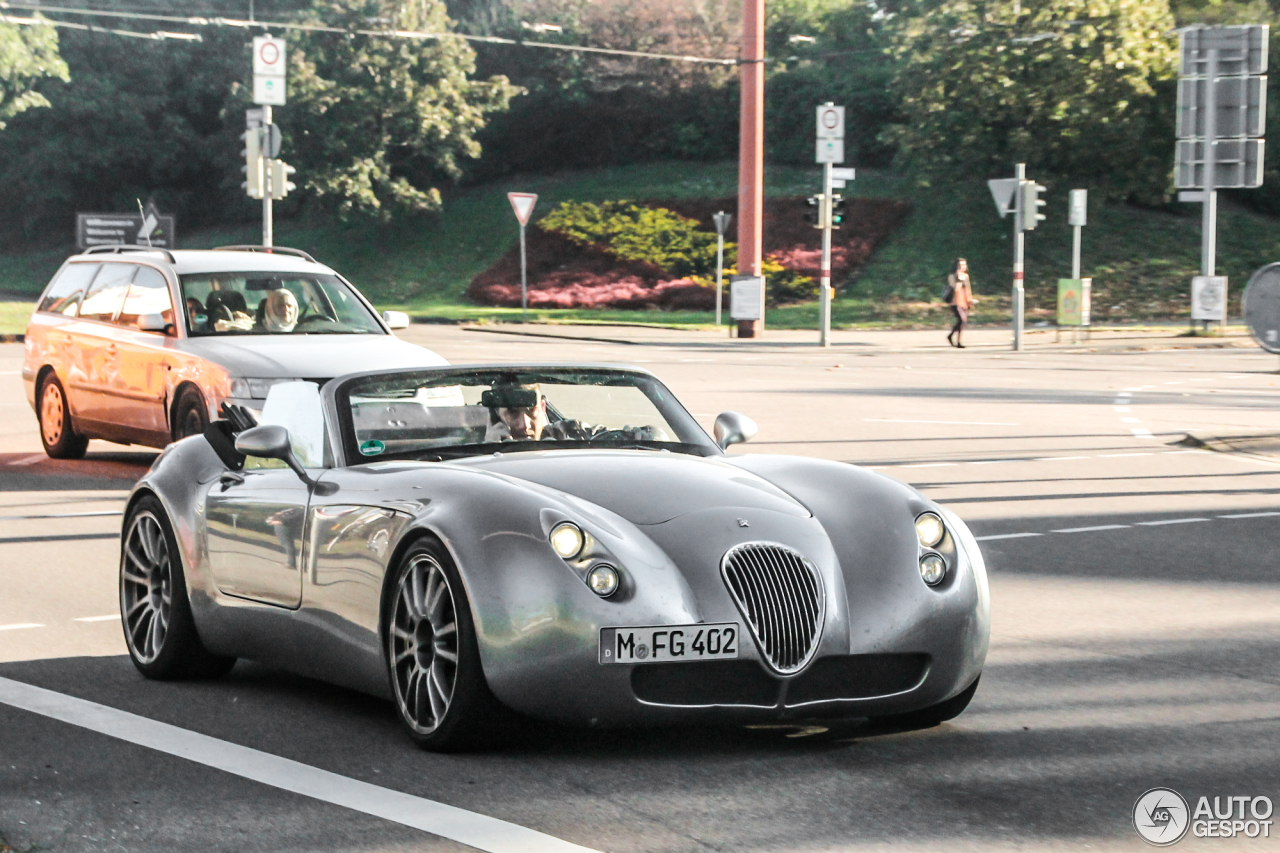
<box><xmin>941</xmin><ymin>280</ymin><xmax>954</xmax><ymax>302</ymax></box>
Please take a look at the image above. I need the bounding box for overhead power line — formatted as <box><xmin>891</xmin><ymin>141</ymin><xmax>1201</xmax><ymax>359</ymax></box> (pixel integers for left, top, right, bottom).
<box><xmin>0</xmin><ymin>2</ymin><xmax>739</xmax><ymax>64</ymax></box>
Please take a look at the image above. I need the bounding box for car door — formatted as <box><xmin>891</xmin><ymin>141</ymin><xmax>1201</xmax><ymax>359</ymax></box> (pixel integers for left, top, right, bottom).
<box><xmin>65</xmin><ymin>263</ymin><xmax>136</xmax><ymax>429</ymax></box>
<box><xmin>113</xmin><ymin>265</ymin><xmax>177</xmax><ymax>440</ymax></box>
<box><xmin>204</xmin><ymin>382</ymin><xmax>327</xmax><ymax>608</ymax></box>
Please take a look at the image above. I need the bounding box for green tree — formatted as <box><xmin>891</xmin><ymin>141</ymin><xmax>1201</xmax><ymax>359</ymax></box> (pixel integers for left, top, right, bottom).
<box><xmin>0</xmin><ymin>16</ymin><xmax>69</xmax><ymax>128</ymax></box>
<box><xmin>286</xmin><ymin>0</ymin><xmax>521</xmax><ymax>218</ymax></box>
<box><xmin>884</xmin><ymin>0</ymin><xmax>1178</xmax><ymax>202</ymax></box>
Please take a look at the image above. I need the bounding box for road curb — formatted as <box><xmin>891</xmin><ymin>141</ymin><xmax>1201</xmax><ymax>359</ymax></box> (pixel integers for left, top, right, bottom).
<box><xmin>1178</xmin><ymin>431</ymin><xmax>1280</xmax><ymax>461</ymax></box>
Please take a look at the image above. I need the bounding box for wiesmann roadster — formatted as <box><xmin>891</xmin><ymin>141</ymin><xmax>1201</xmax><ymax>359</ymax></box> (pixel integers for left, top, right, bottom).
<box><xmin>120</xmin><ymin>364</ymin><xmax>989</xmax><ymax>750</ymax></box>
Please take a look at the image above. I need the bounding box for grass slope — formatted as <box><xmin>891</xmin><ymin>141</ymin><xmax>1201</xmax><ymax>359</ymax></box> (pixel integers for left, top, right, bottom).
<box><xmin>3</xmin><ymin>160</ymin><xmax>1278</xmax><ymax>333</ymax></box>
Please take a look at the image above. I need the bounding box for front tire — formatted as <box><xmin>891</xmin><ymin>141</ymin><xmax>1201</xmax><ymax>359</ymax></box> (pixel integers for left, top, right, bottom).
<box><xmin>171</xmin><ymin>386</ymin><xmax>209</xmax><ymax>442</ymax></box>
<box><xmin>120</xmin><ymin>495</ymin><xmax>235</xmax><ymax>680</ymax></box>
<box><xmin>386</xmin><ymin>538</ymin><xmax>505</xmax><ymax>751</ymax></box>
<box><xmin>38</xmin><ymin>373</ymin><xmax>88</xmax><ymax>459</ymax></box>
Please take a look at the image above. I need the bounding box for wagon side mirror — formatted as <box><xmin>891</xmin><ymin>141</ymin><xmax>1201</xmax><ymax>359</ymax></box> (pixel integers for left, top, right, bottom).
<box><xmin>234</xmin><ymin>424</ymin><xmax>331</xmax><ymax>492</ymax></box>
<box><xmin>714</xmin><ymin>411</ymin><xmax>758</xmax><ymax>450</ymax></box>
<box><xmin>382</xmin><ymin>310</ymin><xmax>410</xmax><ymax>330</ymax></box>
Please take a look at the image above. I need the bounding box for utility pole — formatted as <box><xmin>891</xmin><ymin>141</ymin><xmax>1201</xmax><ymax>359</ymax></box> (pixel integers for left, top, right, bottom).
<box><xmin>262</xmin><ymin>105</ymin><xmax>274</xmax><ymax>247</ymax></box>
<box><xmin>713</xmin><ymin>211</ymin><xmax>731</xmax><ymax>326</ymax></box>
<box><xmin>820</xmin><ymin>159</ymin><xmax>833</xmax><ymax>347</ymax></box>
<box><xmin>736</xmin><ymin>0</ymin><xmax>765</xmax><ymax>338</ymax></box>
<box><xmin>1012</xmin><ymin>162</ymin><xmax>1025</xmax><ymax>351</ymax></box>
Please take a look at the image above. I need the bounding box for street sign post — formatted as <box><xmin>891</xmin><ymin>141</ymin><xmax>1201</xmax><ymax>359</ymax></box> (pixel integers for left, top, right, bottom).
<box><xmin>1068</xmin><ymin>189</ymin><xmax>1088</xmax><ymax>280</ymax></box>
<box><xmin>712</xmin><ymin>211</ymin><xmax>732</xmax><ymax>327</ymax></box>
<box><xmin>77</xmin><ymin>205</ymin><xmax>175</xmax><ymax>250</ymax></box>
<box><xmin>507</xmin><ymin>193</ymin><xmax>538</xmax><ymax>320</ymax></box>
<box><xmin>814</xmin><ymin>102</ymin><xmax>846</xmax><ymax>346</ymax></box>
<box><xmin>253</xmin><ymin>35</ymin><xmax>287</xmax><ymax>106</ymax></box>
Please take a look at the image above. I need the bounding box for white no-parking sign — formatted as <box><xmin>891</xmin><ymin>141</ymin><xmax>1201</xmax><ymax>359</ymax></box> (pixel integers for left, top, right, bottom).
<box><xmin>253</xmin><ymin>36</ymin><xmax>287</xmax><ymax>105</ymax></box>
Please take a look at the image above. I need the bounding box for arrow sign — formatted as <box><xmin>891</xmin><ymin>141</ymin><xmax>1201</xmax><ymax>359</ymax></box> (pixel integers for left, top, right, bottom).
<box><xmin>508</xmin><ymin>192</ymin><xmax>538</xmax><ymax>226</ymax></box>
<box><xmin>988</xmin><ymin>178</ymin><xmax>1019</xmax><ymax>218</ymax></box>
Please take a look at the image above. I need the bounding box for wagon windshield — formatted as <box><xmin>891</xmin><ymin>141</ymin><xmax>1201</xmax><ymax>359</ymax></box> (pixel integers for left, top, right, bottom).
<box><xmin>338</xmin><ymin>369</ymin><xmax>718</xmax><ymax>461</ymax></box>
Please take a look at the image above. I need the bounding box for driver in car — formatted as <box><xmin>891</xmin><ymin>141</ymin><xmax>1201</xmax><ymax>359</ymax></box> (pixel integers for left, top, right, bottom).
<box><xmin>482</xmin><ymin>383</ymin><xmax>601</xmax><ymax>442</ymax></box>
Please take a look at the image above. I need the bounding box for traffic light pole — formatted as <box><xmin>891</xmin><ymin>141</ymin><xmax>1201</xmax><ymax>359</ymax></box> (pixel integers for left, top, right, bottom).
<box><xmin>1012</xmin><ymin>162</ymin><xmax>1025</xmax><ymax>351</ymax></box>
<box><xmin>262</xmin><ymin>105</ymin><xmax>273</xmax><ymax>248</ymax></box>
<box><xmin>819</xmin><ymin>161</ymin><xmax>833</xmax><ymax>347</ymax></box>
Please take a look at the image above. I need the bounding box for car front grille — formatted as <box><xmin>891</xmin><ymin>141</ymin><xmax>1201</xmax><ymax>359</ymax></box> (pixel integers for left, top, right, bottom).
<box><xmin>721</xmin><ymin>542</ymin><xmax>825</xmax><ymax>674</ymax></box>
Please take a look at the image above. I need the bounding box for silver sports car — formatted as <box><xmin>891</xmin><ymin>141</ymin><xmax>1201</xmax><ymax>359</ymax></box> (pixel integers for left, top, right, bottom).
<box><xmin>120</xmin><ymin>364</ymin><xmax>989</xmax><ymax>750</ymax></box>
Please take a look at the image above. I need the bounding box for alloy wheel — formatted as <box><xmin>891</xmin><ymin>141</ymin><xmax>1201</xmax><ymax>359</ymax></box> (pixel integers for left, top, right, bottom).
<box><xmin>40</xmin><ymin>382</ymin><xmax>64</xmax><ymax>447</ymax></box>
<box><xmin>390</xmin><ymin>553</ymin><xmax>460</xmax><ymax>734</ymax></box>
<box><xmin>121</xmin><ymin>510</ymin><xmax>173</xmax><ymax>664</ymax></box>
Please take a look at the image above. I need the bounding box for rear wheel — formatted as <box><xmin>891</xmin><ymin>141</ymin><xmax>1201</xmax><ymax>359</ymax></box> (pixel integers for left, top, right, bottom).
<box><xmin>38</xmin><ymin>373</ymin><xmax>88</xmax><ymax>459</ymax></box>
<box><xmin>871</xmin><ymin>676</ymin><xmax>980</xmax><ymax>731</ymax></box>
<box><xmin>121</xmin><ymin>495</ymin><xmax>235</xmax><ymax>679</ymax></box>
<box><xmin>387</xmin><ymin>538</ymin><xmax>505</xmax><ymax>751</ymax></box>
<box><xmin>171</xmin><ymin>386</ymin><xmax>209</xmax><ymax>441</ymax></box>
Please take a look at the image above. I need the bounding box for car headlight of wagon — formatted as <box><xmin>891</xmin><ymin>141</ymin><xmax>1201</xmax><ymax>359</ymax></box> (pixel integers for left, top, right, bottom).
<box><xmin>915</xmin><ymin>511</ymin><xmax>945</xmax><ymax>548</ymax></box>
<box><xmin>549</xmin><ymin>522</ymin><xmax>585</xmax><ymax>559</ymax></box>
<box><xmin>230</xmin><ymin>377</ymin><xmax>300</xmax><ymax>400</ymax></box>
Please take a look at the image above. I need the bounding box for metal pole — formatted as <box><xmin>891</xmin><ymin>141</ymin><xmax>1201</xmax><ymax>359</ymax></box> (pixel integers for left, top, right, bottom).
<box><xmin>519</xmin><ymin>223</ymin><xmax>528</xmax><ymax>321</ymax></box>
<box><xmin>261</xmin><ymin>105</ymin><xmax>273</xmax><ymax>248</ymax></box>
<box><xmin>1013</xmin><ymin>162</ymin><xmax>1025</xmax><ymax>351</ymax></box>
<box><xmin>715</xmin><ymin>231</ymin><xmax>724</xmax><ymax>326</ymax></box>
<box><xmin>819</xmin><ymin>161</ymin><xmax>833</xmax><ymax>346</ymax></box>
<box><xmin>1202</xmin><ymin>49</ymin><xmax>1219</xmax><ymax>279</ymax></box>
<box><xmin>736</xmin><ymin>0</ymin><xmax>765</xmax><ymax>338</ymax></box>
<box><xmin>1072</xmin><ymin>225</ymin><xmax>1081</xmax><ymax>281</ymax></box>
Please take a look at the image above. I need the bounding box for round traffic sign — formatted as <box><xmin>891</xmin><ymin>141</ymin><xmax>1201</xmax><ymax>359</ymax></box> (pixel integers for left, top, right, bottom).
<box><xmin>259</xmin><ymin>41</ymin><xmax>281</xmax><ymax>67</ymax></box>
<box><xmin>1243</xmin><ymin>262</ymin><xmax>1280</xmax><ymax>353</ymax></box>
<box><xmin>821</xmin><ymin>109</ymin><xmax>839</xmax><ymax>130</ymax></box>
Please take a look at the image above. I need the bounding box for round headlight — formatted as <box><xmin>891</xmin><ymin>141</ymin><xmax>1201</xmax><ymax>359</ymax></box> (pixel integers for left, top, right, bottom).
<box><xmin>549</xmin><ymin>522</ymin><xmax>584</xmax><ymax>559</ymax></box>
<box><xmin>919</xmin><ymin>553</ymin><xmax>947</xmax><ymax>586</ymax></box>
<box><xmin>587</xmin><ymin>565</ymin><xmax>620</xmax><ymax>597</ymax></box>
<box><xmin>915</xmin><ymin>512</ymin><xmax>945</xmax><ymax>548</ymax></box>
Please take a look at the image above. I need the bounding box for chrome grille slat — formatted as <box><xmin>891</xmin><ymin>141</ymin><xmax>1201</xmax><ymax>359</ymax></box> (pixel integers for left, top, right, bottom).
<box><xmin>721</xmin><ymin>542</ymin><xmax>825</xmax><ymax>674</ymax></box>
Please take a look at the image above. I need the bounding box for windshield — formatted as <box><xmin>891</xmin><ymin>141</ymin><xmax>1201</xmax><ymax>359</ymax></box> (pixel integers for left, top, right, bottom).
<box><xmin>338</xmin><ymin>368</ymin><xmax>718</xmax><ymax>462</ymax></box>
<box><xmin>180</xmin><ymin>272</ymin><xmax>383</xmax><ymax>336</ymax></box>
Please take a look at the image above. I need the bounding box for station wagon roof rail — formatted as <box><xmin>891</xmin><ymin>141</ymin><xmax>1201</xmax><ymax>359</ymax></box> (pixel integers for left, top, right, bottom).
<box><xmin>213</xmin><ymin>245</ymin><xmax>317</xmax><ymax>263</ymax></box>
<box><xmin>82</xmin><ymin>244</ymin><xmax>177</xmax><ymax>263</ymax></box>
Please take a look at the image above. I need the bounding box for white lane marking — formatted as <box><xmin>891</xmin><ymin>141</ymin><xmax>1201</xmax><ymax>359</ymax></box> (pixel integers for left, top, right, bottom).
<box><xmin>1130</xmin><ymin>428</ymin><xmax>1155</xmax><ymax>438</ymax></box>
<box><xmin>967</xmin><ymin>459</ymin><xmax>1020</xmax><ymax>465</ymax></box>
<box><xmin>0</xmin><ymin>677</ymin><xmax>601</xmax><ymax>853</ymax></box>
<box><xmin>1033</xmin><ymin>456</ymin><xmax>1089</xmax><ymax>461</ymax></box>
<box><xmin>1119</xmin><ymin>417</ymin><xmax>1141</xmax><ymax>423</ymax></box>
<box><xmin>0</xmin><ymin>510</ymin><xmax>123</xmax><ymax>521</ymax></box>
<box><xmin>1218</xmin><ymin>512</ymin><xmax>1280</xmax><ymax>519</ymax></box>
<box><xmin>1052</xmin><ymin>525</ymin><xmax>1131</xmax><ymax>533</ymax></box>
<box><xmin>1167</xmin><ymin>449</ymin><xmax>1211</xmax><ymax>454</ymax></box>
<box><xmin>863</xmin><ymin>418</ymin><xmax>1020</xmax><ymax>426</ymax></box>
<box><xmin>1099</xmin><ymin>453</ymin><xmax>1151</xmax><ymax>458</ymax></box>
<box><xmin>975</xmin><ymin>532</ymin><xmax>1044</xmax><ymax>541</ymax></box>
<box><xmin>0</xmin><ymin>623</ymin><xmax>44</xmax><ymax>631</ymax></box>
<box><xmin>1135</xmin><ymin>517</ymin><xmax>1210</xmax><ymax>526</ymax></box>
<box><xmin>73</xmin><ymin>615</ymin><xmax>118</xmax><ymax>623</ymax></box>
<box><xmin>0</xmin><ymin>370</ymin><xmax>21</xmax><ymax>375</ymax></box>
<box><xmin>902</xmin><ymin>463</ymin><xmax>958</xmax><ymax>468</ymax></box>
<box><xmin>7</xmin><ymin>454</ymin><xmax>45</xmax><ymax>467</ymax></box>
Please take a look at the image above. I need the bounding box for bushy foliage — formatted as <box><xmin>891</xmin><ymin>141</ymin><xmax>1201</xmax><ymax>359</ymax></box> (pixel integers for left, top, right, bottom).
<box><xmin>0</xmin><ymin>15</ymin><xmax>68</xmax><ymax>129</ymax></box>
<box><xmin>715</xmin><ymin>256</ymin><xmax>818</xmax><ymax>307</ymax></box>
<box><xmin>539</xmin><ymin>201</ymin><xmax>729</xmax><ymax>277</ymax></box>
<box><xmin>884</xmin><ymin>0</ymin><xmax>1179</xmax><ymax>203</ymax></box>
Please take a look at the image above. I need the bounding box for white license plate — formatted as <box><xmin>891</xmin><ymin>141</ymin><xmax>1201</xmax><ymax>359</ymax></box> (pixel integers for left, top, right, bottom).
<box><xmin>599</xmin><ymin>623</ymin><xmax>740</xmax><ymax>664</ymax></box>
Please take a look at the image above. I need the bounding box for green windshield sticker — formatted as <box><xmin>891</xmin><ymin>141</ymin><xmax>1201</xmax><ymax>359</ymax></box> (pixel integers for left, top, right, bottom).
<box><xmin>360</xmin><ymin>439</ymin><xmax>385</xmax><ymax>456</ymax></box>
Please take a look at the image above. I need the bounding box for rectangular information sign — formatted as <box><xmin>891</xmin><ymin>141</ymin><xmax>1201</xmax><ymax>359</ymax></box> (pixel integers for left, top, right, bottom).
<box><xmin>730</xmin><ymin>275</ymin><xmax>764</xmax><ymax>320</ymax></box>
<box><xmin>1057</xmin><ymin>278</ymin><xmax>1091</xmax><ymax>326</ymax></box>
<box><xmin>1192</xmin><ymin>275</ymin><xmax>1228</xmax><ymax>321</ymax></box>
<box><xmin>76</xmin><ymin>213</ymin><xmax>176</xmax><ymax>250</ymax></box>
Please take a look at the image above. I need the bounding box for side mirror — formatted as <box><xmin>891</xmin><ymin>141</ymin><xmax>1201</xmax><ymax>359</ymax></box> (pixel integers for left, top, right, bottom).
<box><xmin>137</xmin><ymin>313</ymin><xmax>173</xmax><ymax>334</ymax></box>
<box><xmin>713</xmin><ymin>411</ymin><xmax>758</xmax><ymax>450</ymax></box>
<box><xmin>234</xmin><ymin>424</ymin><xmax>330</xmax><ymax>492</ymax></box>
<box><xmin>382</xmin><ymin>310</ymin><xmax>410</xmax><ymax>330</ymax></box>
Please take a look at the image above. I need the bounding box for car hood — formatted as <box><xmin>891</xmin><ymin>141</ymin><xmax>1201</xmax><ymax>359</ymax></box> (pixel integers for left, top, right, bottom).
<box><xmin>177</xmin><ymin>334</ymin><xmax>447</xmax><ymax>378</ymax></box>
<box><xmin>457</xmin><ymin>450</ymin><xmax>812</xmax><ymax>525</ymax></box>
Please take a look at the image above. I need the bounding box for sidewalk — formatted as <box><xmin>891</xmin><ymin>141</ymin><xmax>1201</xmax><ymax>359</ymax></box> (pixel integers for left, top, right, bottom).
<box><xmin>457</xmin><ymin>322</ymin><xmax>1260</xmax><ymax>354</ymax></box>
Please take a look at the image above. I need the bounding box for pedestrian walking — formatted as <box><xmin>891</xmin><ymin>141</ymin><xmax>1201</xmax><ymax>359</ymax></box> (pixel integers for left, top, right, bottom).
<box><xmin>944</xmin><ymin>258</ymin><xmax>977</xmax><ymax>348</ymax></box>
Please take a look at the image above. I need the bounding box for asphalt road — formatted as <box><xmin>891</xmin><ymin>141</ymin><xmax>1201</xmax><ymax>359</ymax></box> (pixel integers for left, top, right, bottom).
<box><xmin>2</xmin><ymin>325</ymin><xmax>1279</xmax><ymax>852</ymax></box>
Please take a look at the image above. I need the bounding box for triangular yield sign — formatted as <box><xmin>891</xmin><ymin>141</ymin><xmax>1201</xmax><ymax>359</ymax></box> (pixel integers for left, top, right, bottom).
<box><xmin>508</xmin><ymin>192</ymin><xmax>538</xmax><ymax>226</ymax></box>
<box><xmin>987</xmin><ymin>178</ymin><xmax>1019</xmax><ymax>218</ymax></box>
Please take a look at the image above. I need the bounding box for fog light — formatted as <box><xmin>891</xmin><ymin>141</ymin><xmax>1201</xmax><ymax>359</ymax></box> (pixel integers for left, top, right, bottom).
<box><xmin>919</xmin><ymin>554</ymin><xmax>946</xmax><ymax>586</ymax></box>
<box><xmin>587</xmin><ymin>565</ymin><xmax>620</xmax><ymax>597</ymax></box>
<box><xmin>915</xmin><ymin>512</ymin><xmax>945</xmax><ymax>548</ymax></box>
<box><xmin>549</xmin><ymin>522</ymin><xmax>584</xmax><ymax>559</ymax></box>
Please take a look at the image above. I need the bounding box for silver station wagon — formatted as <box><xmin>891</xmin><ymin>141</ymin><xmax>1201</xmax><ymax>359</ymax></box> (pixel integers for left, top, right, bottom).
<box><xmin>22</xmin><ymin>245</ymin><xmax>445</xmax><ymax>458</ymax></box>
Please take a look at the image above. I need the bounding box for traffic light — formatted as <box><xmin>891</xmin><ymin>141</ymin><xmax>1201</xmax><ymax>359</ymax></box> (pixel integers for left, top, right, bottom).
<box><xmin>830</xmin><ymin>195</ymin><xmax>847</xmax><ymax>228</ymax></box>
<box><xmin>1019</xmin><ymin>181</ymin><xmax>1046</xmax><ymax>231</ymax></box>
<box><xmin>241</xmin><ymin>129</ymin><xmax>263</xmax><ymax>199</ymax></box>
<box><xmin>804</xmin><ymin>195</ymin><xmax>823</xmax><ymax>228</ymax></box>
<box><xmin>270</xmin><ymin>160</ymin><xmax>297</xmax><ymax>198</ymax></box>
